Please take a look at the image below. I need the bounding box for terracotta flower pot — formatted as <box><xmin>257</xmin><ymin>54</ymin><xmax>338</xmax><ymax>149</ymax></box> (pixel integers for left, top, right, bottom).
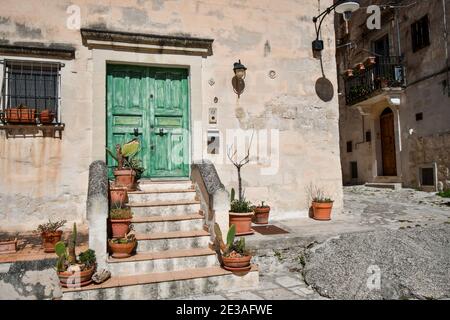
<box><xmin>39</xmin><ymin>109</ymin><xmax>55</xmax><ymax>124</ymax></box>
<box><xmin>355</xmin><ymin>62</ymin><xmax>365</xmax><ymax>71</ymax></box>
<box><xmin>108</xmin><ymin>239</ymin><xmax>136</xmax><ymax>258</ymax></box>
<box><xmin>110</xmin><ymin>187</ymin><xmax>128</xmax><ymax>207</ymax></box>
<box><xmin>222</xmin><ymin>255</ymin><xmax>251</xmax><ymax>271</ymax></box>
<box><xmin>58</xmin><ymin>265</ymin><xmax>96</xmax><ymax>288</ymax></box>
<box><xmin>41</xmin><ymin>230</ymin><xmax>63</xmax><ymax>253</ymax></box>
<box><xmin>312</xmin><ymin>201</ymin><xmax>333</xmax><ymax>221</ymax></box>
<box><xmin>253</xmin><ymin>207</ymin><xmax>270</xmax><ymax>225</ymax></box>
<box><xmin>229</xmin><ymin>212</ymin><xmax>254</xmax><ymax>235</ymax></box>
<box><xmin>366</xmin><ymin>56</ymin><xmax>376</xmax><ymax>65</ymax></box>
<box><xmin>345</xmin><ymin>69</ymin><xmax>354</xmax><ymax>77</ymax></box>
<box><xmin>114</xmin><ymin>169</ymin><xmax>136</xmax><ymax>190</ymax></box>
<box><xmin>0</xmin><ymin>239</ymin><xmax>17</xmax><ymax>255</ymax></box>
<box><xmin>110</xmin><ymin>218</ymin><xmax>132</xmax><ymax>238</ymax></box>
<box><xmin>6</xmin><ymin>108</ymin><xmax>36</xmax><ymax>124</ymax></box>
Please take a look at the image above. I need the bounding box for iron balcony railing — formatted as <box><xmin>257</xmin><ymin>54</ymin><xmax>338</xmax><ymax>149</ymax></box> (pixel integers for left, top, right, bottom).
<box><xmin>345</xmin><ymin>56</ymin><xmax>406</xmax><ymax>106</ymax></box>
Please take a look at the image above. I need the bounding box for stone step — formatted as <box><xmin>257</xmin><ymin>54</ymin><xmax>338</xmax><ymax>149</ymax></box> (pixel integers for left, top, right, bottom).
<box><xmin>128</xmin><ymin>200</ymin><xmax>201</xmax><ymax>217</ymax></box>
<box><xmin>138</xmin><ymin>180</ymin><xmax>194</xmax><ymax>192</ymax></box>
<box><xmin>365</xmin><ymin>182</ymin><xmax>402</xmax><ymax>190</ymax></box>
<box><xmin>107</xmin><ymin>248</ymin><xmax>217</xmax><ymax>275</ymax></box>
<box><xmin>62</xmin><ymin>265</ymin><xmax>259</xmax><ymax>300</ymax></box>
<box><xmin>135</xmin><ymin>230</ymin><xmax>210</xmax><ymax>252</ymax></box>
<box><xmin>128</xmin><ymin>189</ymin><xmax>197</xmax><ymax>203</ymax></box>
<box><xmin>373</xmin><ymin>176</ymin><xmax>402</xmax><ymax>183</ymax></box>
<box><xmin>131</xmin><ymin>213</ymin><xmax>205</xmax><ymax>233</ymax></box>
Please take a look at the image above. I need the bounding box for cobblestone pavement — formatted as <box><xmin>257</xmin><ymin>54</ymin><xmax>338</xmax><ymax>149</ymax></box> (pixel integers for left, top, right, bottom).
<box><xmin>171</xmin><ymin>186</ymin><xmax>450</xmax><ymax>300</ymax></box>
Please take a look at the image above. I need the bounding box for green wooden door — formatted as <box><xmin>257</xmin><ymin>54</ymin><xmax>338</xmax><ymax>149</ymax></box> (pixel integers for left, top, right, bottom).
<box><xmin>107</xmin><ymin>65</ymin><xmax>189</xmax><ymax>179</ymax></box>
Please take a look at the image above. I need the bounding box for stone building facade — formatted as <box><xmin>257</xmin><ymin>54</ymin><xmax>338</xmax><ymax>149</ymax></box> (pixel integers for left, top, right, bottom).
<box><xmin>337</xmin><ymin>0</ymin><xmax>450</xmax><ymax>191</ymax></box>
<box><xmin>0</xmin><ymin>0</ymin><xmax>343</xmax><ymax>232</ymax></box>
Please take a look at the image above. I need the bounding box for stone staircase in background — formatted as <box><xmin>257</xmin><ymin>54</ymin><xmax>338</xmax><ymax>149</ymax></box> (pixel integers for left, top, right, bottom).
<box><xmin>365</xmin><ymin>176</ymin><xmax>402</xmax><ymax>190</ymax></box>
<box><xmin>63</xmin><ymin>180</ymin><xmax>258</xmax><ymax>300</ymax></box>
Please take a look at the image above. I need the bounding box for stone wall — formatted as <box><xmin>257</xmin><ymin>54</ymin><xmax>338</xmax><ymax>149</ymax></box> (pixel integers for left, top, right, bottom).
<box><xmin>0</xmin><ymin>0</ymin><xmax>343</xmax><ymax>231</ymax></box>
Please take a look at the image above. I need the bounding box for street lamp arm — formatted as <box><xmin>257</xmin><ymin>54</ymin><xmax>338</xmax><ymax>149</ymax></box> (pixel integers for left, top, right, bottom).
<box><xmin>313</xmin><ymin>2</ymin><xmax>340</xmax><ymax>40</ymax></box>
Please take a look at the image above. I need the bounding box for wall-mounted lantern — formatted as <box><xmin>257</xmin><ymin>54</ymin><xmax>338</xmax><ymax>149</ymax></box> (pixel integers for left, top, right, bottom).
<box><xmin>232</xmin><ymin>59</ymin><xmax>247</xmax><ymax>98</ymax></box>
<box><xmin>312</xmin><ymin>1</ymin><xmax>360</xmax><ymax>56</ymax></box>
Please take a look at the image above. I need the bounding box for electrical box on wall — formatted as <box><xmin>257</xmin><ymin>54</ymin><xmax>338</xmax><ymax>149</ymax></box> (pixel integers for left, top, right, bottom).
<box><xmin>209</xmin><ymin>107</ymin><xmax>217</xmax><ymax>124</ymax></box>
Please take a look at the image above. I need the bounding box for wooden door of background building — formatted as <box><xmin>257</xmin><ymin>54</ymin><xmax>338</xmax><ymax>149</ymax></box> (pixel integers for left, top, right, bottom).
<box><xmin>380</xmin><ymin>108</ymin><xmax>397</xmax><ymax>176</ymax></box>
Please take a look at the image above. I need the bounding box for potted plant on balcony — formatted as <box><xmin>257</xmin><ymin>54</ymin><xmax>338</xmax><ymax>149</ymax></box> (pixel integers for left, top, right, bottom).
<box><xmin>355</xmin><ymin>62</ymin><xmax>365</xmax><ymax>71</ymax></box>
<box><xmin>109</xmin><ymin>203</ymin><xmax>133</xmax><ymax>238</ymax></box>
<box><xmin>6</xmin><ymin>104</ymin><xmax>36</xmax><ymax>124</ymax></box>
<box><xmin>106</xmin><ymin>139</ymin><xmax>144</xmax><ymax>191</ymax></box>
<box><xmin>55</xmin><ymin>223</ymin><xmax>96</xmax><ymax>288</ymax></box>
<box><xmin>108</xmin><ymin>230</ymin><xmax>136</xmax><ymax>259</ymax></box>
<box><xmin>344</xmin><ymin>69</ymin><xmax>354</xmax><ymax>77</ymax></box>
<box><xmin>311</xmin><ymin>188</ymin><xmax>334</xmax><ymax>221</ymax></box>
<box><xmin>365</xmin><ymin>56</ymin><xmax>376</xmax><ymax>66</ymax></box>
<box><xmin>253</xmin><ymin>201</ymin><xmax>271</xmax><ymax>225</ymax></box>
<box><xmin>214</xmin><ymin>223</ymin><xmax>252</xmax><ymax>272</ymax></box>
<box><xmin>36</xmin><ymin>219</ymin><xmax>67</xmax><ymax>253</ymax></box>
<box><xmin>39</xmin><ymin>109</ymin><xmax>55</xmax><ymax>124</ymax></box>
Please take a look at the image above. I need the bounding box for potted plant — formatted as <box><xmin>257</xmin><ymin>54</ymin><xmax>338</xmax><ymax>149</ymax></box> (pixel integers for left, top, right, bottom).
<box><xmin>253</xmin><ymin>201</ymin><xmax>271</xmax><ymax>225</ymax></box>
<box><xmin>229</xmin><ymin>188</ymin><xmax>254</xmax><ymax>235</ymax></box>
<box><xmin>0</xmin><ymin>238</ymin><xmax>18</xmax><ymax>254</ymax></box>
<box><xmin>110</xmin><ymin>204</ymin><xmax>133</xmax><ymax>238</ymax></box>
<box><xmin>214</xmin><ymin>223</ymin><xmax>252</xmax><ymax>272</ymax></box>
<box><xmin>109</xmin><ymin>183</ymin><xmax>128</xmax><ymax>207</ymax></box>
<box><xmin>365</xmin><ymin>56</ymin><xmax>376</xmax><ymax>66</ymax></box>
<box><xmin>108</xmin><ymin>230</ymin><xmax>136</xmax><ymax>258</ymax></box>
<box><xmin>311</xmin><ymin>188</ymin><xmax>334</xmax><ymax>221</ymax></box>
<box><xmin>344</xmin><ymin>69</ymin><xmax>354</xmax><ymax>77</ymax></box>
<box><xmin>106</xmin><ymin>139</ymin><xmax>144</xmax><ymax>191</ymax></box>
<box><xmin>55</xmin><ymin>223</ymin><xmax>96</xmax><ymax>288</ymax></box>
<box><xmin>226</xmin><ymin>134</ymin><xmax>255</xmax><ymax>235</ymax></box>
<box><xmin>6</xmin><ymin>104</ymin><xmax>36</xmax><ymax>124</ymax></box>
<box><xmin>39</xmin><ymin>109</ymin><xmax>55</xmax><ymax>124</ymax></box>
<box><xmin>355</xmin><ymin>62</ymin><xmax>365</xmax><ymax>71</ymax></box>
<box><xmin>36</xmin><ymin>219</ymin><xmax>66</xmax><ymax>253</ymax></box>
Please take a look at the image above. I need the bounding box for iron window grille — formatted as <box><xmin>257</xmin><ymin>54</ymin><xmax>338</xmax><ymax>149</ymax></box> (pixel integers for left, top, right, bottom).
<box><xmin>411</xmin><ymin>15</ymin><xmax>430</xmax><ymax>53</ymax></box>
<box><xmin>0</xmin><ymin>59</ymin><xmax>63</xmax><ymax>125</ymax></box>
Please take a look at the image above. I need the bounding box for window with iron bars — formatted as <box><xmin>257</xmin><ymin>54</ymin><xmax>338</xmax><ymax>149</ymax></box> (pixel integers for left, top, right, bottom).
<box><xmin>0</xmin><ymin>59</ymin><xmax>62</xmax><ymax>125</ymax></box>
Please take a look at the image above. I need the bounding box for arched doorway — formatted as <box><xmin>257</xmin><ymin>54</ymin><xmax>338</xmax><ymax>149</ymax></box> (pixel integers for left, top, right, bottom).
<box><xmin>380</xmin><ymin>107</ymin><xmax>397</xmax><ymax>176</ymax></box>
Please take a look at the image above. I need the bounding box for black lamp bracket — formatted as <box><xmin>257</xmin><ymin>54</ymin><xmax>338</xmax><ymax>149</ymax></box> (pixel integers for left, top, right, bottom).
<box><xmin>312</xmin><ymin>2</ymin><xmax>341</xmax><ymax>41</ymax></box>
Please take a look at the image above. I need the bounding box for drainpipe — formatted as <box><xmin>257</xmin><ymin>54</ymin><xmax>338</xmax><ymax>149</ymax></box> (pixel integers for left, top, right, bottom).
<box><xmin>395</xmin><ymin>7</ymin><xmax>402</xmax><ymax>58</ymax></box>
<box><xmin>443</xmin><ymin>0</ymin><xmax>450</xmax><ymax>96</ymax></box>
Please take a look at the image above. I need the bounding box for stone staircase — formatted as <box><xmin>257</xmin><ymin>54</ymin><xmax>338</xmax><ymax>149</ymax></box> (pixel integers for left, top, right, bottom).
<box><xmin>365</xmin><ymin>176</ymin><xmax>402</xmax><ymax>190</ymax></box>
<box><xmin>63</xmin><ymin>180</ymin><xmax>258</xmax><ymax>299</ymax></box>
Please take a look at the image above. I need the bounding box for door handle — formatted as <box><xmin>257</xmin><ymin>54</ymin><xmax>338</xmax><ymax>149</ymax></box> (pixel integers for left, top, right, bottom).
<box><xmin>133</xmin><ymin>128</ymin><xmax>139</xmax><ymax>136</ymax></box>
<box><xmin>157</xmin><ymin>128</ymin><xmax>167</xmax><ymax>136</ymax></box>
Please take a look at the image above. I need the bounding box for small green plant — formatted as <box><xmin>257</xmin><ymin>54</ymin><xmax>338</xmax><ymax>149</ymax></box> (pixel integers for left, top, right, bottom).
<box><xmin>110</xmin><ymin>207</ymin><xmax>132</xmax><ymax>220</ymax></box>
<box><xmin>230</xmin><ymin>199</ymin><xmax>253</xmax><ymax>213</ymax></box>
<box><xmin>110</xmin><ymin>230</ymin><xmax>136</xmax><ymax>244</ymax></box>
<box><xmin>79</xmin><ymin>249</ymin><xmax>96</xmax><ymax>268</ymax></box>
<box><xmin>307</xmin><ymin>184</ymin><xmax>333</xmax><ymax>203</ymax></box>
<box><xmin>437</xmin><ymin>189</ymin><xmax>450</xmax><ymax>198</ymax></box>
<box><xmin>106</xmin><ymin>139</ymin><xmax>144</xmax><ymax>174</ymax></box>
<box><xmin>214</xmin><ymin>223</ymin><xmax>250</xmax><ymax>258</ymax></box>
<box><xmin>54</xmin><ymin>223</ymin><xmax>96</xmax><ymax>272</ymax></box>
<box><xmin>36</xmin><ymin>219</ymin><xmax>66</xmax><ymax>234</ymax></box>
<box><xmin>256</xmin><ymin>201</ymin><xmax>269</xmax><ymax>208</ymax></box>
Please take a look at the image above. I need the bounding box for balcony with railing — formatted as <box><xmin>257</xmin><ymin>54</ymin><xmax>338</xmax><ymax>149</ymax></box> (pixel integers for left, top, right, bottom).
<box><xmin>344</xmin><ymin>56</ymin><xmax>406</xmax><ymax>106</ymax></box>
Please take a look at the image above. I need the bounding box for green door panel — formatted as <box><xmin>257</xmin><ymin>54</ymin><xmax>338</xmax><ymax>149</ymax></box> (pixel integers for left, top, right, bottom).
<box><xmin>106</xmin><ymin>65</ymin><xmax>189</xmax><ymax>179</ymax></box>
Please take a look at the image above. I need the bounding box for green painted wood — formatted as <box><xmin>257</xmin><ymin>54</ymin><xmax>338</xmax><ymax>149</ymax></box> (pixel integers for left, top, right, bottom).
<box><xmin>106</xmin><ymin>65</ymin><xmax>189</xmax><ymax>179</ymax></box>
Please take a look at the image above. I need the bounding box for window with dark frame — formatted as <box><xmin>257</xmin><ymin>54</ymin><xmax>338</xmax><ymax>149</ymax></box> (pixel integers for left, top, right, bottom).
<box><xmin>347</xmin><ymin>141</ymin><xmax>353</xmax><ymax>153</ymax></box>
<box><xmin>416</xmin><ymin>112</ymin><xmax>423</xmax><ymax>121</ymax></box>
<box><xmin>366</xmin><ymin>131</ymin><xmax>372</xmax><ymax>142</ymax></box>
<box><xmin>411</xmin><ymin>15</ymin><xmax>430</xmax><ymax>52</ymax></box>
<box><xmin>1</xmin><ymin>60</ymin><xmax>62</xmax><ymax>124</ymax></box>
<box><xmin>421</xmin><ymin>167</ymin><xmax>434</xmax><ymax>186</ymax></box>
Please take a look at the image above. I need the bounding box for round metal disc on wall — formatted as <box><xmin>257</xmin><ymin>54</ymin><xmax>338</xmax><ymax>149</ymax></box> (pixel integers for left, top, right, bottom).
<box><xmin>315</xmin><ymin>77</ymin><xmax>334</xmax><ymax>102</ymax></box>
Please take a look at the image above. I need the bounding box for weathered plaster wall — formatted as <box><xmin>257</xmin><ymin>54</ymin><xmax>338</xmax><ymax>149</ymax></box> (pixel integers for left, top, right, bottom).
<box><xmin>0</xmin><ymin>0</ymin><xmax>343</xmax><ymax>230</ymax></box>
<box><xmin>337</xmin><ymin>0</ymin><xmax>450</xmax><ymax>189</ymax></box>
